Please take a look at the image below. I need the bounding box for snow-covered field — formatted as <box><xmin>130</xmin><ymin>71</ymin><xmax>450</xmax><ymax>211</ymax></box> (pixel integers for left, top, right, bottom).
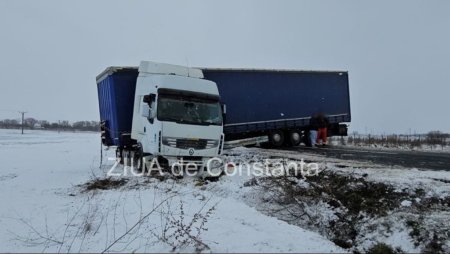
<box><xmin>329</xmin><ymin>136</ymin><xmax>450</xmax><ymax>153</ymax></box>
<box><xmin>1</xmin><ymin>129</ymin><xmax>449</xmax><ymax>253</ymax></box>
<box><xmin>0</xmin><ymin>129</ymin><xmax>344</xmax><ymax>253</ymax></box>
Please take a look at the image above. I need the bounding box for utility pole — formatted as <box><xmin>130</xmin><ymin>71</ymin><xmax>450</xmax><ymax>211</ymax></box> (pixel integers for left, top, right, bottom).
<box><xmin>19</xmin><ymin>111</ymin><xmax>27</xmax><ymax>134</ymax></box>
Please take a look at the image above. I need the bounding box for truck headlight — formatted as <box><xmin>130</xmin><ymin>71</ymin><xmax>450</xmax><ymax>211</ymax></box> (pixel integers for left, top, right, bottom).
<box><xmin>205</xmin><ymin>140</ymin><xmax>219</xmax><ymax>149</ymax></box>
<box><xmin>162</xmin><ymin>137</ymin><xmax>177</xmax><ymax>147</ymax></box>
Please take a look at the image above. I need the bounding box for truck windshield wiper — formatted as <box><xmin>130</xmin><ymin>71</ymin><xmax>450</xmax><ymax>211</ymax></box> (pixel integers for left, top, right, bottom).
<box><xmin>160</xmin><ymin>117</ymin><xmax>182</xmax><ymax>122</ymax></box>
<box><xmin>178</xmin><ymin>120</ymin><xmax>215</xmax><ymax>126</ymax></box>
<box><xmin>160</xmin><ymin>116</ymin><xmax>218</xmax><ymax>126</ymax></box>
<box><xmin>176</xmin><ymin>119</ymin><xmax>209</xmax><ymax>125</ymax></box>
<box><xmin>201</xmin><ymin>121</ymin><xmax>217</xmax><ymax>125</ymax></box>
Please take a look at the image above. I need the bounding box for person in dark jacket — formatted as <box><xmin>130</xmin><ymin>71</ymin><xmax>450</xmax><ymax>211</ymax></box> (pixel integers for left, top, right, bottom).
<box><xmin>316</xmin><ymin>112</ymin><xmax>329</xmax><ymax>146</ymax></box>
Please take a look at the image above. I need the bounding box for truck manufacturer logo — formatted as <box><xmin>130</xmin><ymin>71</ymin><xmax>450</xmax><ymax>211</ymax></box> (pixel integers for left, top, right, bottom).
<box><xmin>188</xmin><ymin>148</ymin><xmax>195</xmax><ymax>156</ymax></box>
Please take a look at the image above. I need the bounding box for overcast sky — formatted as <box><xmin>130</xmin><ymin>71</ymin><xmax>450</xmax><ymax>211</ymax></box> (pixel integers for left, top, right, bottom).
<box><xmin>0</xmin><ymin>0</ymin><xmax>449</xmax><ymax>134</ymax></box>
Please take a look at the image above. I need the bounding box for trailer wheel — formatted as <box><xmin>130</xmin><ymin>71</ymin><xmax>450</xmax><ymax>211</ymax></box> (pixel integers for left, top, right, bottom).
<box><xmin>123</xmin><ymin>150</ymin><xmax>131</xmax><ymax>167</ymax></box>
<box><xmin>303</xmin><ymin>131</ymin><xmax>312</xmax><ymax>147</ymax></box>
<box><xmin>288</xmin><ymin>131</ymin><xmax>301</xmax><ymax>146</ymax></box>
<box><xmin>132</xmin><ymin>144</ymin><xmax>144</xmax><ymax>173</ymax></box>
<box><xmin>269</xmin><ymin>131</ymin><xmax>284</xmax><ymax>147</ymax></box>
<box><xmin>116</xmin><ymin>147</ymin><xmax>124</xmax><ymax>164</ymax></box>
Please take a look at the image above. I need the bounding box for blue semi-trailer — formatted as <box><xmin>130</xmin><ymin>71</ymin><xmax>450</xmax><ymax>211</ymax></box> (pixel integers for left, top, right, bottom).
<box><xmin>202</xmin><ymin>69</ymin><xmax>350</xmax><ymax>146</ymax></box>
<box><xmin>97</xmin><ymin>67</ymin><xmax>138</xmax><ymax>147</ymax></box>
<box><xmin>97</xmin><ymin>63</ymin><xmax>350</xmax><ymax>151</ymax></box>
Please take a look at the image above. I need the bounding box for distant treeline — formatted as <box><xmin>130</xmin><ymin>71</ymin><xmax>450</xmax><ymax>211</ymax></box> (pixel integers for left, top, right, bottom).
<box><xmin>0</xmin><ymin>118</ymin><xmax>100</xmax><ymax>132</ymax></box>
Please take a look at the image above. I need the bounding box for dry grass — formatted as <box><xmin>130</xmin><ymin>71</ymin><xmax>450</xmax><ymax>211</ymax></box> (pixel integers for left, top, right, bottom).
<box><xmin>79</xmin><ymin>178</ymin><xmax>128</xmax><ymax>192</ymax></box>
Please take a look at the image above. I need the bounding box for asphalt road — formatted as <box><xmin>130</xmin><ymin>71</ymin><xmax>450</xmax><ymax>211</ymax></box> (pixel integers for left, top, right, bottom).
<box><xmin>288</xmin><ymin>146</ymin><xmax>450</xmax><ymax>171</ymax></box>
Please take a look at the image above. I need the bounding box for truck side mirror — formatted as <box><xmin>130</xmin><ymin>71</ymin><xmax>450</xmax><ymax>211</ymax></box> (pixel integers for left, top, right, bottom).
<box><xmin>221</xmin><ymin>104</ymin><xmax>227</xmax><ymax>124</ymax></box>
<box><xmin>140</xmin><ymin>103</ymin><xmax>150</xmax><ymax>118</ymax></box>
<box><xmin>143</xmin><ymin>93</ymin><xmax>156</xmax><ymax>106</ymax></box>
<box><xmin>147</xmin><ymin>107</ymin><xmax>157</xmax><ymax>124</ymax></box>
<box><xmin>149</xmin><ymin>107</ymin><xmax>157</xmax><ymax>119</ymax></box>
<box><xmin>143</xmin><ymin>94</ymin><xmax>157</xmax><ymax>123</ymax></box>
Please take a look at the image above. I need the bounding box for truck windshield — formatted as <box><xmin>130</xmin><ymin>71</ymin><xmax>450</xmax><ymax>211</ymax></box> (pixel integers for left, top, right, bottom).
<box><xmin>157</xmin><ymin>96</ymin><xmax>222</xmax><ymax>126</ymax></box>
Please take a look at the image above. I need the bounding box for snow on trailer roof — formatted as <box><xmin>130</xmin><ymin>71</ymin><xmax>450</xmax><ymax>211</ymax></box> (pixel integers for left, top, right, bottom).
<box><xmin>96</xmin><ymin>66</ymin><xmax>138</xmax><ymax>83</ymax></box>
<box><xmin>96</xmin><ymin>64</ymin><xmax>349</xmax><ymax>83</ymax></box>
<box><xmin>96</xmin><ymin>61</ymin><xmax>205</xmax><ymax>83</ymax></box>
<box><xmin>199</xmin><ymin>67</ymin><xmax>348</xmax><ymax>74</ymax></box>
<box><xmin>139</xmin><ymin>61</ymin><xmax>204</xmax><ymax>79</ymax></box>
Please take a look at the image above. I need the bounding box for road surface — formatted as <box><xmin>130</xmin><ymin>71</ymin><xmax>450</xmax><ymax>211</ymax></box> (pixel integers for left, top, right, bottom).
<box><xmin>287</xmin><ymin>146</ymin><xmax>450</xmax><ymax>171</ymax></box>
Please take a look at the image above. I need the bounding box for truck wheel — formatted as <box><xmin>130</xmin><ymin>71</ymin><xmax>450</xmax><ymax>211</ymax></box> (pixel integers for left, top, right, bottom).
<box><xmin>123</xmin><ymin>150</ymin><xmax>131</xmax><ymax>167</ymax></box>
<box><xmin>289</xmin><ymin>131</ymin><xmax>301</xmax><ymax>146</ymax></box>
<box><xmin>132</xmin><ymin>145</ymin><xmax>144</xmax><ymax>173</ymax></box>
<box><xmin>269</xmin><ymin>131</ymin><xmax>284</xmax><ymax>147</ymax></box>
<box><xmin>116</xmin><ymin>148</ymin><xmax>124</xmax><ymax>164</ymax></box>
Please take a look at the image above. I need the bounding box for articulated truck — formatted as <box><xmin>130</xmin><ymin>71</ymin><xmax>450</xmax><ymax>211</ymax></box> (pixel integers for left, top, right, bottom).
<box><xmin>97</xmin><ymin>61</ymin><xmax>225</xmax><ymax>176</ymax></box>
<box><xmin>96</xmin><ymin>61</ymin><xmax>351</xmax><ymax>175</ymax></box>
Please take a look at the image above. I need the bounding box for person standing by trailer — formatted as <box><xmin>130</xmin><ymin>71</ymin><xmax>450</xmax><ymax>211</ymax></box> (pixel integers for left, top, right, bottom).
<box><xmin>316</xmin><ymin>113</ymin><xmax>329</xmax><ymax>146</ymax></box>
<box><xmin>309</xmin><ymin>114</ymin><xmax>319</xmax><ymax>147</ymax></box>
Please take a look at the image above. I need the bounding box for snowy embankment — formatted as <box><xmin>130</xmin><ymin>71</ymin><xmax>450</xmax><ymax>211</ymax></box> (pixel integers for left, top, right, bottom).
<box><xmin>221</xmin><ymin>147</ymin><xmax>450</xmax><ymax>253</ymax></box>
<box><xmin>0</xmin><ymin>130</ymin><xmax>344</xmax><ymax>253</ymax></box>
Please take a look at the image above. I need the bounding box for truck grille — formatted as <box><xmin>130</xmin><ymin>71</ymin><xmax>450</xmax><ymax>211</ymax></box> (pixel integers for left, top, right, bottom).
<box><xmin>162</xmin><ymin>137</ymin><xmax>219</xmax><ymax>150</ymax></box>
<box><xmin>176</xmin><ymin>139</ymin><xmax>207</xmax><ymax>149</ymax></box>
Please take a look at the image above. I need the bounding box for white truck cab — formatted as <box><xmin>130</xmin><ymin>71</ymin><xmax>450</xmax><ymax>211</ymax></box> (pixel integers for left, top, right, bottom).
<box><xmin>130</xmin><ymin>61</ymin><xmax>224</xmax><ymax>176</ymax></box>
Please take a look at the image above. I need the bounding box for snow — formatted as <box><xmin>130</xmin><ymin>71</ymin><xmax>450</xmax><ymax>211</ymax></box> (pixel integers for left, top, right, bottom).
<box><xmin>0</xmin><ymin>129</ymin><xmax>344</xmax><ymax>253</ymax></box>
<box><xmin>232</xmin><ymin>146</ymin><xmax>450</xmax><ymax>198</ymax></box>
<box><xmin>329</xmin><ymin>137</ymin><xmax>450</xmax><ymax>154</ymax></box>
<box><xmin>216</xmin><ymin>146</ymin><xmax>450</xmax><ymax>253</ymax></box>
<box><xmin>400</xmin><ymin>200</ymin><xmax>412</xmax><ymax>207</ymax></box>
<box><xmin>1</xmin><ymin>129</ymin><xmax>448</xmax><ymax>252</ymax></box>
<box><xmin>330</xmin><ymin>165</ymin><xmax>450</xmax><ymax>198</ymax></box>
<box><xmin>358</xmin><ymin>220</ymin><xmax>419</xmax><ymax>253</ymax></box>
